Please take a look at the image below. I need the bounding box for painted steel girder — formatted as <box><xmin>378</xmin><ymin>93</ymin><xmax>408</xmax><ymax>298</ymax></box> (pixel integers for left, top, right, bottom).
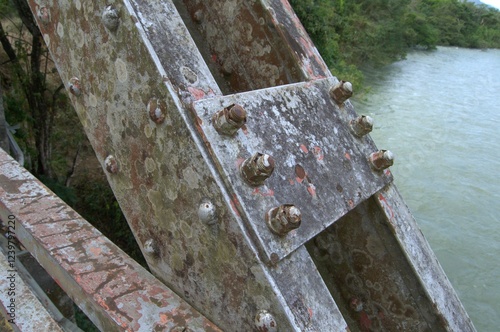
<box><xmin>25</xmin><ymin>0</ymin><xmax>475</xmax><ymax>331</ymax></box>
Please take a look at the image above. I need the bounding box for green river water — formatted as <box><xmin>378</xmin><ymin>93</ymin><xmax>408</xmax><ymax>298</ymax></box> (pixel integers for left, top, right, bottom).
<box><xmin>354</xmin><ymin>46</ymin><xmax>500</xmax><ymax>331</ymax></box>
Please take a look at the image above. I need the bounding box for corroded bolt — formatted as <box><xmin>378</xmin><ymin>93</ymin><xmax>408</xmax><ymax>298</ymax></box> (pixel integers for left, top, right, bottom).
<box><xmin>266</xmin><ymin>204</ymin><xmax>302</xmax><ymax>236</ymax></box>
<box><xmin>350</xmin><ymin>297</ymin><xmax>364</xmax><ymax>312</ymax></box>
<box><xmin>143</xmin><ymin>239</ymin><xmax>156</xmax><ymax>255</ymax></box>
<box><xmin>212</xmin><ymin>104</ymin><xmax>247</xmax><ymax>136</ymax></box>
<box><xmin>350</xmin><ymin>115</ymin><xmax>374</xmax><ymax>137</ymax></box>
<box><xmin>102</xmin><ymin>6</ymin><xmax>120</xmax><ymax>32</ymax></box>
<box><xmin>147</xmin><ymin>98</ymin><xmax>167</xmax><ymax>124</ymax></box>
<box><xmin>104</xmin><ymin>155</ymin><xmax>119</xmax><ymax>174</ymax></box>
<box><xmin>240</xmin><ymin>153</ymin><xmax>275</xmax><ymax>186</ymax></box>
<box><xmin>198</xmin><ymin>199</ymin><xmax>217</xmax><ymax>225</ymax></box>
<box><xmin>369</xmin><ymin>150</ymin><xmax>394</xmax><ymax>171</ymax></box>
<box><xmin>330</xmin><ymin>80</ymin><xmax>353</xmax><ymax>105</ymax></box>
<box><xmin>255</xmin><ymin>310</ymin><xmax>277</xmax><ymax>332</ymax></box>
<box><xmin>38</xmin><ymin>7</ymin><xmax>50</xmax><ymax>25</ymax></box>
<box><xmin>68</xmin><ymin>77</ymin><xmax>82</xmax><ymax>97</ymax></box>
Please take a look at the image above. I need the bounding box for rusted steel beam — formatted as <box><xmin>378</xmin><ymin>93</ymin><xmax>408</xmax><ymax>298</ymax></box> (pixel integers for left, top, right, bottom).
<box><xmin>22</xmin><ymin>0</ymin><xmax>475</xmax><ymax>331</ymax></box>
<box><xmin>375</xmin><ymin>185</ymin><xmax>475</xmax><ymax>332</ymax></box>
<box><xmin>0</xmin><ymin>248</ymin><xmax>64</xmax><ymax>332</ymax></box>
<box><xmin>0</xmin><ymin>149</ymin><xmax>221</xmax><ymax>332</ymax></box>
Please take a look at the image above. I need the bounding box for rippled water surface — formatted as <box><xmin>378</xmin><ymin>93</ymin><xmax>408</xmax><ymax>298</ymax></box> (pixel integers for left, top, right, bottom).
<box><xmin>354</xmin><ymin>46</ymin><xmax>500</xmax><ymax>331</ymax></box>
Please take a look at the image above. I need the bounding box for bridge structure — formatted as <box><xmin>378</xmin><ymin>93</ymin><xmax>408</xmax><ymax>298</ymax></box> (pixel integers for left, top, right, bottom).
<box><xmin>0</xmin><ymin>1</ymin><xmax>476</xmax><ymax>331</ymax></box>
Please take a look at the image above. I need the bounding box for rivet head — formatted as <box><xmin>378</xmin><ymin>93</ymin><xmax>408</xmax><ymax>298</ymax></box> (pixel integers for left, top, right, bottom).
<box><xmin>350</xmin><ymin>297</ymin><xmax>364</xmax><ymax>312</ymax></box>
<box><xmin>212</xmin><ymin>104</ymin><xmax>247</xmax><ymax>136</ymax></box>
<box><xmin>255</xmin><ymin>310</ymin><xmax>277</xmax><ymax>332</ymax></box>
<box><xmin>147</xmin><ymin>98</ymin><xmax>167</xmax><ymax>124</ymax></box>
<box><xmin>102</xmin><ymin>6</ymin><xmax>120</xmax><ymax>32</ymax></box>
<box><xmin>266</xmin><ymin>204</ymin><xmax>301</xmax><ymax>236</ymax></box>
<box><xmin>193</xmin><ymin>9</ymin><xmax>203</xmax><ymax>23</ymax></box>
<box><xmin>68</xmin><ymin>77</ymin><xmax>82</xmax><ymax>97</ymax></box>
<box><xmin>240</xmin><ymin>153</ymin><xmax>275</xmax><ymax>186</ymax></box>
<box><xmin>330</xmin><ymin>80</ymin><xmax>353</xmax><ymax>105</ymax></box>
<box><xmin>350</xmin><ymin>115</ymin><xmax>373</xmax><ymax>137</ymax></box>
<box><xmin>104</xmin><ymin>155</ymin><xmax>119</xmax><ymax>174</ymax></box>
<box><xmin>198</xmin><ymin>199</ymin><xmax>217</xmax><ymax>225</ymax></box>
<box><xmin>143</xmin><ymin>239</ymin><xmax>156</xmax><ymax>254</ymax></box>
<box><xmin>369</xmin><ymin>150</ymin><xmax>394</xmax><ymax>171</ymax></box>
<box><xmin>38</xmin><ymin>6</ymin><xmax>50</xmax><ymax>25</ymax></box>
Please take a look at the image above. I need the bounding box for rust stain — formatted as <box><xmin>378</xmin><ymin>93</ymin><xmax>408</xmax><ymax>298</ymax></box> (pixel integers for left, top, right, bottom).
<box><xmin>378</xmin><ymin>193</ymin><xmax>394</xmax><ymax>221</ymax></box>
<box><xmin>307</xmin><ymin>184</ymin><xmax>317</xmax><ymax>199</ymax></box>
<box><xmin>252</xmin><ymin>187</ymin><xmax>275</xmax><ymax>197</ymax></box>
<box><xmin>230</xmin><ymin>194</ymin><xmax>241</xmax><ymax>217</ymax></box>
<box><xmin>300</xmin><ymin>144</ymin><xmax>309</xmax><ymax>154</ymax></box>
<box><xmin>312</xmin><ymin>146</ymin><xmax>324</xmax><ymax>161</ymax></box>
<box><xmin>345</xmin><ymin>152</ymin><xmax>351</xmax><ymax>160</ymax></box>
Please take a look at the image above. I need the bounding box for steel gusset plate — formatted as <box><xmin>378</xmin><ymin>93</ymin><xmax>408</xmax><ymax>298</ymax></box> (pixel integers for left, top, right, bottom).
<box><xmin>194</xmin><ymin>78</ymin><xmax>393</xmax><ymax>262</ymax></box>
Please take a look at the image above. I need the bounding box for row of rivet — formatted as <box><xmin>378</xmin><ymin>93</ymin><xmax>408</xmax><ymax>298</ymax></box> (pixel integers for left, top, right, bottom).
<box><xmin>53</xmin><ymin>5</ymin><xmax>390</xmax><ymax>329</ymax></box>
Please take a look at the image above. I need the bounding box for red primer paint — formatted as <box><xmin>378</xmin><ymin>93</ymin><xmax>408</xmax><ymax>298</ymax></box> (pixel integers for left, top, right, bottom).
<box><xmin>230</xmin><ymin>194</ymin><xmax>241</xmax><ymax>217</ymax></box>
<box><xmin>313</xmin><ymin>146</ymin><xmax>324</xmax><ymax>161</ymax></box>
<box><xmin>253</xmin><ymin>188</ymin><xmax>275</xmax><ymax>197</ymax></box>
<box><xmin>378</xmin><ymin>193</ymin><xmax>394</xmax><ymax>220</ymax></box>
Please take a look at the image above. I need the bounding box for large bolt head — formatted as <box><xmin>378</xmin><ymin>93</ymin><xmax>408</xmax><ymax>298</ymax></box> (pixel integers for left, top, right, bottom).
<box><xmin>350</xmin><ymin>115</ymin><xmax>374</xmax><ymax>137</ymax></box>
<box><xmin>212</xmin><ymin>104</ymin><xmax>247</xmax><ymax>136</ymax></box>
<box><xmin>240</xmin><ymin>153</ymin><xmax>275</xmax><ymax>186</ymax></box>
<box><xmin>266</xmin><ymin>204</ymin><xmax>302</xmax><ymax>236</ymax></box>
<box><xmin>369</xmin><ymin>150</ymin><xmax>394</xmax><ymax>171</ymax></box>
<box><xmin>255</xmin><ymin>310</ymin><xmax>277</xmax><ymax>332</ymax></box>
<box><xmin>330</xmin><ymin>80</ymin><xmax>353</xmax><ymax>105</ymax></box>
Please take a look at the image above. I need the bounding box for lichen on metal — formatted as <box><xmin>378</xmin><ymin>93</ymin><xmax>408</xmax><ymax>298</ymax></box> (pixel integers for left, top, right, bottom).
<box><xmin>22</xmin><ymin>0</ymin><xmax>476</xmax><ymax>331</ymax></box>
<box><xmin>0</xmin><ymin>149</ymin><xmax>221</xmax><ymax>332</ymax></box>
<box><xmin>193</xmin><ymin>79</ymin><xmax>393</xmax><ymax>261</ymax></box>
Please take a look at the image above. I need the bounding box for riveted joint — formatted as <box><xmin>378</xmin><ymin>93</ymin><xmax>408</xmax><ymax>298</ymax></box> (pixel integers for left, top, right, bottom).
<box><xmin>102</xmin><ymin>6</ymin><xmax>120</xmax><ymax>32</ymax></box>
<box><xmin>369</xmin><ymin>150</ymin><xmax>394</xmax><ymax>171</ymax></box>
<box><xmin>350</xmin><ymin>115</ymin><xmax>374</xmax><ymax>137</ymax></box>
<box><xmin>266</xmin><ymin>204</ymin><xmax>302</xmax><ymax>236</ymax></box>
<box><xmin>212</xmin><ymin>104</ymin><xmax>247</xmax><ymax>136</ymax></box>
<box><xmin>240</xmin><ymin>153</ymin><xmax>275</xmax><ymax>186</ymax></box>
<box><xmin>330</xmin><ymin>80</ymin><xmax>353</xmax><ymax>105</ymax></box>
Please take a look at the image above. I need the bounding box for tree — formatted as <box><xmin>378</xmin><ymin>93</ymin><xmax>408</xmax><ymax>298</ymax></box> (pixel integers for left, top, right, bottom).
<box><xmin>0</xmin><ymin>0</ymin><xmax>67</xmax><ymax>177</ymax></box>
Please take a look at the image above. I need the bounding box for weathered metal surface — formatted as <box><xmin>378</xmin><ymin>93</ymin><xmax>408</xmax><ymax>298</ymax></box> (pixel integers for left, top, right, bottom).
<box><xmin>22</xmin><ymin>0</ymin><xmax>476</xmax><ymax>331</ymax></box>
<box><xmin>375</xmin><ymin>184</ymin><xmax>476</xmax><ymax>331</ymax></box>
<box><xmin>175</xmin><ymin>0</ymin><xmax>305</xmax><ymax>94</ymax></box>
<box><xmin>193</xmin><ymin>79</ymin><xmax>393</xmax><ymax>261</ymax></box>
<box><xmin>0</xmin><ymin>149</ymin><xmax>221</xmax><ymax>332</ymax></box>
<box><xmin>0</xmin><ymin>248</ymin><xmax>64</xmax><ymax>332</ymax></box>
<box><xmin>307</xmin><ymin>197</ymin><xmax>448</xmax><ymax>331</ymax></box>
<box><xmin>24</xmin><ymin>0</ymin><xmax>347</xmax><ymax>330</ymax></box>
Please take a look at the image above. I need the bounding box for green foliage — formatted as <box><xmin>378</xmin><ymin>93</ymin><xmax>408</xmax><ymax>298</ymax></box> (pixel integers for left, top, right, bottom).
<box><xmin>290</xmin><ymin>0</ymin><xmax>500</xmax><ymax>91</ymax></box>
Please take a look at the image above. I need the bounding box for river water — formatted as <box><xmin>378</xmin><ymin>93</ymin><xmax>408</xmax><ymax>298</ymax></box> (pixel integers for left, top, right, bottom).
<box><xmin>354</xmin><ymin>46</ymin><xmax>500</xmax><ymax>331</ymax></box>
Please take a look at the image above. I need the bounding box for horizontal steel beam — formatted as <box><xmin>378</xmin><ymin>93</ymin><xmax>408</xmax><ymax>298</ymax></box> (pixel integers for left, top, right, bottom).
<box><xmin>0</xmin><ymin>148</ymin><xmax>220</xmax><ymax>332</ymax></box>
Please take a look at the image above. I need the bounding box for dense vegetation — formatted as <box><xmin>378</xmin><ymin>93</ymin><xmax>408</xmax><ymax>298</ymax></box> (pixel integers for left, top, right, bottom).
<box><xmin>290</xmin><ymin>0</ymin><xmax>500</xmax><ymax>87</ymax></box>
